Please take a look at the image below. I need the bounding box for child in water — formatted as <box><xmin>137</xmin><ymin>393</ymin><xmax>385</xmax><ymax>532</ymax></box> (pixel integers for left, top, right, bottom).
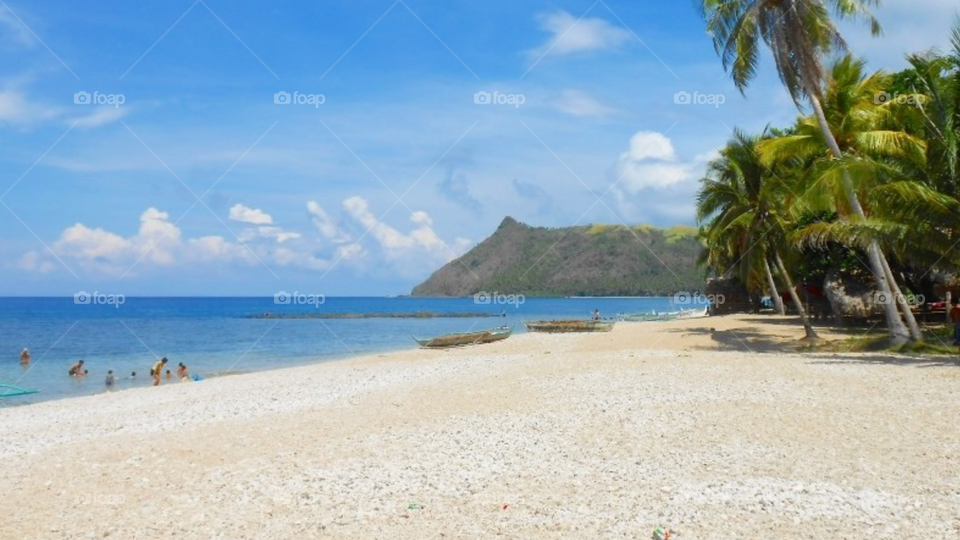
<box><xmin>105</xmin><ymin>370</ymin><xmax>115</xmax><ymax>387</ymax></box>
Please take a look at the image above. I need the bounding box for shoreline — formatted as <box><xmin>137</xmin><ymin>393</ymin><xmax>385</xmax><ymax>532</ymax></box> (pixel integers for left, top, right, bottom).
<box><xmin>3</xmin><ymin>314</ymin><xmax>959</xmax><ymax>539</ymax></box>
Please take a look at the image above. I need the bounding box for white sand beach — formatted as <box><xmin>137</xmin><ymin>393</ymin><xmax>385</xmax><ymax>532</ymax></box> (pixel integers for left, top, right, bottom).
<box><xmin>3</xmin><ymin>315</ymin><xmax>960</xmax><ymax>539</ymax></box>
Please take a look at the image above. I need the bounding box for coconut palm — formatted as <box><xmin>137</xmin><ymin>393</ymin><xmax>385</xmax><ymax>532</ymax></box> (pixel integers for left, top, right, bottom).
<box><xmin>759</xmin><ymin>56</ymin><xmax>931</xmax><ymax>336</ymax></box>
<box><xmin>698</xmin><ymin>130</ymin><xmax>818</xmax><ymax>338</ymax></box>
<box><xmin>699</xmin><ymin>0</ymin><xmax>917</xmax><ymax>343</ymax></box>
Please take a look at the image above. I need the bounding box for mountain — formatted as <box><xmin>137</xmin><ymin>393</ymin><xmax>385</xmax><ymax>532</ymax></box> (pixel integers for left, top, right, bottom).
<box><xmin>411</xmin><ymin>217</ymin><xmax>705</xmax><ymax>297</ymax></box>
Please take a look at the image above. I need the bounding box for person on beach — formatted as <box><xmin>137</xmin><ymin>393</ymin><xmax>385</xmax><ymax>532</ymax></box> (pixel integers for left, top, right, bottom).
<box><xmin>177</xmin><ymin>362</ymin><xmax>189</xmax><ymax>381</ymax></box>
<box><xmin>165</xmin><ymin>369</ymin><xmax>172</xmax><ymax>381</ymax></box>
<box><xmin>105</xmin><ymin>370</ymin><xmax>115</xmax><ymax>387</ymax></box>
<box><xmin>592</xmin><ymin>309</ymin><xmax>601</xmax><ymax>321</ymax></box>
<box><xmin>151</xmin><ymin>357</ymin><xmax>168</xmax><ymax>386</ymax></box>
<box><xmin>68</xmin><ymin>360</ymin><xmax>85</xmax><ymax>377</ymax></box>
<box><xmin>19</xmin><ymin>348</ymin><xmax>31</xmax><ymax>365</ymax></box>
<box><xmin>950</xmin><ymin>298</ymin><xmax>960</xmax><ymax>356</ymax></box>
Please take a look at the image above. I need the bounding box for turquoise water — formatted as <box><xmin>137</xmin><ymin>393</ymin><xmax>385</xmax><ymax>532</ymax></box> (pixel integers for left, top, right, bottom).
<box><xmin>0</xmin><ymin>297</ymin><xmax>684</xmax><ymax>404</ymax></box>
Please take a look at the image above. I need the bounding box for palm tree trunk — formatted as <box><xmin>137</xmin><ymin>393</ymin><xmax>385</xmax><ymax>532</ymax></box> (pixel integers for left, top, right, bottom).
<box><xmin>763</xmin><ymin>257</ymin><xmax>786</xmax><ymax>315</ymax></box>
<box><xmin>879</xmin><ymin>254</ymin><xmax>924</xmax><ymax>341</ymax></box>
<box><xmin>805</xmin><ymin>89</ymin><xmax>910</xmax><ymax>343</ymax></box>
<box><xmin>774</xmin><ymin>251</ymin><xmax>818</xmax><ymax>340</ymax></box>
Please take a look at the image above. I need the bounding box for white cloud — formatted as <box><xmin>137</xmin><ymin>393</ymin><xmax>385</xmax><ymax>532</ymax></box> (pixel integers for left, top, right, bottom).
<box><xmin>70</xmin><ymin>106</ymin><xmax>131</xmax><ymax>129</ymax></box>
<box><xmin>229</xmin><ymin>203</ymin><xmax>273</xmax><ymax>225</ymax></box>
<box><xmin>342</xmin><ymin>196</ymin><xmax>469</xmax><ymax>264</ymax></box>
<box><xmin>552</xmin><ymin>89</ymin><xmax>617</xmax><ymax>117</ymax></box>
<box><xmin>16</xmin><ymin>251</ymin><xmax>54</xmax><ymax>273</ymax></box>
<box><xmin>307</xmin><ymin>201</ymin><xmax>351</xmax><ymax>243</ymax></box>
<box><xmin>0</xmin><ymin>91</ymin><xmax>60</xmax><ymax>124</ymax></box>
<box><xmin>20</xmin><ymin>197</ymin><xmax>470</xmax><ymax>278</ymax></box>
<box><xmin>527</xmin><ymin>11</ymin><xmax>630</xmax><ymax>60</ymax></box>
<box><xmin>620</xmin><ymin>131</ymin><xmax>677</xmax><ymax>162</ymax></box>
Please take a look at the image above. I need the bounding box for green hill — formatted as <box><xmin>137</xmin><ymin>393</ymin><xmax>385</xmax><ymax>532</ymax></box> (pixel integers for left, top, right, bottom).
<box><xmin>411</xmin><ymin>217</ymin><xmax>705</xmax><ymax>297</ymax></box>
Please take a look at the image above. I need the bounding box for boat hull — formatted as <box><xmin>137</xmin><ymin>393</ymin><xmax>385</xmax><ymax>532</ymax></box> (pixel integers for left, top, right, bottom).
<box><xmin>414</xmin><ymin>327</ymin><xmax>513</xmax><ymax>348</ymax></box>
<box><xmin>524</xmin><ymin>320</ymin><xmax>615</xmax><ymax>333</ymax></box>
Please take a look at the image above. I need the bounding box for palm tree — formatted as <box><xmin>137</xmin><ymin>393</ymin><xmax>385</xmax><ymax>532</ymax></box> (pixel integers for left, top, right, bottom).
<box><xmin>758</xmin><ymin>56</ymin><xmax>927</xmax><ymax>338</ymax></box>
<box><xmin>698</xmin><ymin>130</ymin><xmax>817</xmax><ymax>338</ymax></box>
<box><xmin>699</xmin><ymin>0</ymin><xmax>916</xmax><ymax>343</ymax></box>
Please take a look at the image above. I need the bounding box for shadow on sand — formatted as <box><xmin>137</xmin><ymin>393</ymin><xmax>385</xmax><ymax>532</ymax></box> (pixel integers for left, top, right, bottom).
<box><xmin>662</xmin><ymin>322</ymin><xmax>960</xmax><ymax>369</ymax></box>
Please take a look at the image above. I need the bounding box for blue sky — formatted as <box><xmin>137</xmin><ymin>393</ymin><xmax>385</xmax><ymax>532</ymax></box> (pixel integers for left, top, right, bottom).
<box><xmin>0</xmin><ymin>0</ymin><xmax>955</xmax><ymax>296</ymax></box>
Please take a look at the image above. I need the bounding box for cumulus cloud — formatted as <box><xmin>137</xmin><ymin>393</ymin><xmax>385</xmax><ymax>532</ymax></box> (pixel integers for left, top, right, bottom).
<box><xmin>342</xmin><ymin>196</ymin><xmax>470</xmax><ymax>265</ymax></box>
<box><xmin>612</xmin><ymin>131</ymin><xmax>700</xmax><ymax>192</ymax></box>
<box><xmin>229</xmin><ymin>203</ymin><xmax>273</xmax><ymax>225</ymax></box>
<box><xmin>610</xmin><ymin>132</ymin><xmax>713</xmax><ymax>222</ymax></box>
<box><xmin>307</xmin><ymin>201</ymin><xmax>351</xmax><ymax>244</ymax></box>
<box><xmin>551</xmin><ymin>89</ymin><xmax>617</xmax><ymax>117</ymax></box>
<box><xmin>527</xmin><ymin>10</ymin><xmax>630</xmax><ymax>60</ymax></box>
<box><xmin>20</xmin><ymin>196</ymin><xmax>473</xmax><ymax>279</ymax></box>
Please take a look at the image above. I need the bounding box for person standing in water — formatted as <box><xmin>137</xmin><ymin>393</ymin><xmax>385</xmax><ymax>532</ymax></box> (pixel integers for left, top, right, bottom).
<box><xmin>151</xmin><ymin>357</ymin><xmax>168</xmax><ymax>387</ymax></box>
<box><xmin>68</xmin><ymin>359</ymin><xmax>85</xmax><ymax>376</ymax></box>
<box><xmin>19</xmin><ymin>348</ymin><xmax>31</xmax><ymax>365</ymax></box>
<box><xmin>105</xmin><ymin>370</ymin><xmax>115</xmax><ymax>387</ymax></box>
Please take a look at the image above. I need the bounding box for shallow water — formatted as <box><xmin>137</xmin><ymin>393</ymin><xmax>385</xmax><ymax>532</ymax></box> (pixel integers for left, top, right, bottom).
<box><xmin>0</xmin><ymin>296</ymin><xmax>691</xmax><ymax>404</ymax></box>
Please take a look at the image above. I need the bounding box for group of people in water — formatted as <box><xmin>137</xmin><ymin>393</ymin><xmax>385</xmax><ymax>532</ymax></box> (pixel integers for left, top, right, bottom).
<box><xmin>17</xmin><ymin>348</ymin><xmax>192</xmax><ymax>388</ymax></box>
<box><xmin>67</xmin><ymin>357</ymin><xmax>191</xmax><ymax>387</ymax></box>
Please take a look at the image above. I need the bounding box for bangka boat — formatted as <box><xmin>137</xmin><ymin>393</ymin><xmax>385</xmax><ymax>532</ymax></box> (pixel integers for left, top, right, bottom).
<box><xmin>0</xmin><ymin>383</ymin><xmax>39</xmax><ymax>398</ymax></box>
<box><xmin>524</xmin><ymin>319</ymin><xmax>615</xmax><ymax>333</ymax></box>
<box><xmin>622</xmin><ymin>307</ymin><xmax>708</xmax><ymax>322</ymax></box>
<box><xmin>413</xmin><ymin>326</ymin><xmax>513</xmax><ymax>348</ymax></box>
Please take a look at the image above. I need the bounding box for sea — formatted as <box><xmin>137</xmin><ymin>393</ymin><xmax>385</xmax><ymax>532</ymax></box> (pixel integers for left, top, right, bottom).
<box><xmin>0</xmin><ymin>296</ymin><xmax>691</xmax><ymax>405</ymax></box>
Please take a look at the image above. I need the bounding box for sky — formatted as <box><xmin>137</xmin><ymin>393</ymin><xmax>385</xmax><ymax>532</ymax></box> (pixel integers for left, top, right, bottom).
<box><xmin>0</xmin><ymin>0</ymin><xmax>956</xmax><ymax>296</ymax></box>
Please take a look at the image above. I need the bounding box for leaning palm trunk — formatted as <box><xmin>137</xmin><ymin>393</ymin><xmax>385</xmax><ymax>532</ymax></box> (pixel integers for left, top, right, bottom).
<box><xmin>773</xmin><ymin>251</ymin><xmax>818</xmax><ymax>340</ymax></box>
<box><xmin>805</xmin><ymin>88</ymin><xmax>911</xmax><ymax>343</ymax></box>
<box><xmin>879</xmin><ymin>254</ymin><xmax>924</xmax><ymax>341</ymax></box>
<box><xmin>763</xmin><ymin>257</ymin><xmax>786</xmax><ymax>315</ymax></box>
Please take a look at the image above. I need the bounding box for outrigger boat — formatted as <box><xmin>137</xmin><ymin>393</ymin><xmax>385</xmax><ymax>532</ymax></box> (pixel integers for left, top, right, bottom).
<box><xmin>524</xmin><ymin>319</ymin><xmax>615</xmax><ymax>333</ymax></box>
<box><xmin>0</xmin><ymin>383</ymin><xmax>39</xmax><ymax>398</ymax></box>
<box><xmin>622</xmin><ymin>307</ymin><xmax>708</xmax><ymax>322</ymax></box>
<box><xmin>413</xmin><ymin>326</ymin><xmax>513</xmax><ymax>349</ymax></box>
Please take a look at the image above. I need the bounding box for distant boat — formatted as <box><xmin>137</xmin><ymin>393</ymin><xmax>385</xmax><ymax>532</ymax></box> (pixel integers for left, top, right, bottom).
<box><xmin>622</xmin><ymin>307</ymin><xmax>708</xmax><ymax>322</ymax></box>
<box><xmin>524</xmin><ymin>319</ymin><xmax>615</xmax><ymax>333</ymax></box>
<box><xmin>0</xmin><ymin>383</ymin><xmax>39</xmax><ymax>398</ymax></box>
<box><xmin>413</xmin><ymin>326</ymin><xmax>513</xmax><ymax>348</ymax></box>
